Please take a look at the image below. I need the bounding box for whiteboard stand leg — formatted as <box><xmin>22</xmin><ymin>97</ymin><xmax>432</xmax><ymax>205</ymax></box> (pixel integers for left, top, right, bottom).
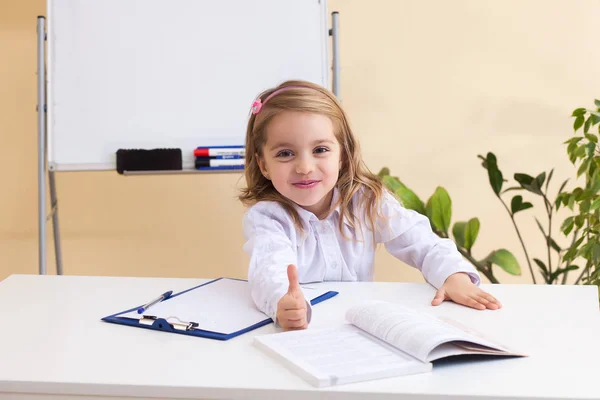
<box><xmin>37</xmin><ymin>16</ymin><xmax>47</xmax><ymax>275</ymax></box>
<box><xmin>330</xmin><ymin>11</ymin><xmax>340</xmax><ymax>99</ymax></box>
<box><xmin>38</xmin><ymin>16</ymin><xmax>64</xmax><ymax>275</ymax></box>
<box><xmin>48</xmin><ymin>170</ymin><xmax>63</xmax><ymax>275</ymax></box>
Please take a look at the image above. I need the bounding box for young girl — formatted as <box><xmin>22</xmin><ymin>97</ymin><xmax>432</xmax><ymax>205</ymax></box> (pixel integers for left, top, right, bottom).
<box><xmin>239</xmin><ymin>80</ymin><xmax>501</xmax><ymax>331</ymax></box>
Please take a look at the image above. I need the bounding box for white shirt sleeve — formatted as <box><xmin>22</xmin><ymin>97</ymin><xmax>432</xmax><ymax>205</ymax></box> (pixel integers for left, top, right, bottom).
<box><xmin>242</xmin><ymin>203</ymin><xmax>313</xmax><ymax>325</ymax></box>
<box><xmin>375</xmin><ymin>191</ymin><xmax>481</xmax><ymax>289</ymax></box>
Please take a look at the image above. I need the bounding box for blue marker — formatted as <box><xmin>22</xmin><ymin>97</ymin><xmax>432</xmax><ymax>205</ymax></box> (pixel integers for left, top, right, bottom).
<box><xmin>137</xmin><ymin>290</ymin><xmax>173</xmax><ymax>314</ymax></box>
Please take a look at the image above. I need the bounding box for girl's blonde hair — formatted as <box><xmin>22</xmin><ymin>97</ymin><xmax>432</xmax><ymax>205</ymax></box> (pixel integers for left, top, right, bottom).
<box><xmin>238</xmin><ymin>80</ymin><xmax>384</xmax><ymax>238</ymax></box>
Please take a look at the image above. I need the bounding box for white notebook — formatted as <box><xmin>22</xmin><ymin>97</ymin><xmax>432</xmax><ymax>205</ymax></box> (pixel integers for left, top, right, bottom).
<box><xmin>254</xmin><ymin>300</ymin><xmax>526</xmax><ymax>387</ymax></box>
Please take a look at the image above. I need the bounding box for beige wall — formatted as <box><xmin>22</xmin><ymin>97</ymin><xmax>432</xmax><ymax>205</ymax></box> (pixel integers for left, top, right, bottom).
<box><xmin>2</xmin><ymin>0</ymin><xmax>600</xmax><ymax>285</ymax></box>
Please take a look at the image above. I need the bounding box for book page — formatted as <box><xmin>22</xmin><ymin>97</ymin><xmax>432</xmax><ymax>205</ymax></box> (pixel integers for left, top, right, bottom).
<box><xmin>254</xmin><ymin>325</ymin><xmax>431</xmax><ymax>387</ymax></box>
<box><xmin>345</xmin><ymin>301</ymin><xmax>511</xmax><ymax>363</ymax></box>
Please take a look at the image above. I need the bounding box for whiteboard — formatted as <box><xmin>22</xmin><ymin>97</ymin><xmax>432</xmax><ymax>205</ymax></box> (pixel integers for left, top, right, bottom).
<box><xmin>47</xmin><ymin>0</ymin><xmax>330</xmax><ymax>171</ymax></box>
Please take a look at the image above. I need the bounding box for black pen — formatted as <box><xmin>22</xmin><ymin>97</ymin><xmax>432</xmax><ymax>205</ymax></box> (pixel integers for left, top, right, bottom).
<box><xmin>136</xmin><ymin>290</ymin><xmax>173</xmax><ymax>314</ymax></box>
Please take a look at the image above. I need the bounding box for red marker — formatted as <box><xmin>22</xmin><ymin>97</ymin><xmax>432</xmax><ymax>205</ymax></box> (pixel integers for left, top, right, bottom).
<box><xmin>194</xmin><ymin>147</ymin><xmax>245</xmax><ymax>157</ymax></box>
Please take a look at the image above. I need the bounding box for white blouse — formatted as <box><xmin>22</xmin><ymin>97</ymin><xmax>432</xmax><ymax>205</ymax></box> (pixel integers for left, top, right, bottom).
<box><xmin>242</xmin><ymin>188</ymin><xmax>480</xmax><ymax>322</ymax></box>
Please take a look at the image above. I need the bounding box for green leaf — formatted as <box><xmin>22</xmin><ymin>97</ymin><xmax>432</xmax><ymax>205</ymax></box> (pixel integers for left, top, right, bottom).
<box><xmin>464</xmin><ymin>218</ymin><xmax>480</xmax><ymax>250</ymax></box>
<box><xmin>587</xmin><ymin>142</ymin><xmax>596</xmax><ymax>158</ymax></box>
<box><xmin>555</xmin><ymin>193</ymin><xmax>564</xmax><ymax>211</ymax></box>
<box><xmin>558</xmin><ymin>179</ymin><xmax>569</xmax><ymax>194</ymax></box>
<box><xmin>577</xmin><ymin>158</ymin><xmax>591</xmax><ymax>177</ymax></box>
<box><xmin>548</xmin><ymin>236</ymin><xmax>561</xmax><ymax>253</ymax></box>
<box><xmin>549</xmin><ymin>265</ymin><xmax>579</xmax><ymax>283</ymax></box>
<box><xmin>567</xmin><ymin>140</ymin><xmax>580</xmax><ymax>157</ymax></box>
<box><xmin>574</xmin><ymin>214</ymin><xmax>585</xmax><ymax>229</ymax></box>
<box><xmin>396</xmin><ymin>187</ymin><xmax>426</xmax><ymax>215</ymax></box>
<box><xmin>555</xmin><ymin>180</ymin><xmax>570</xmax><ymax>211</ymax></box>
<box><xmin>561</xmin><ymin>216</ymin><xmax>574</xmax><ymax>236</ymax></box>
<box><xmin>580</xmin><ymin>199</ymin><xmax>591</xmax><ymax>213</ymax></box>
<box><xmin>572</xmin><ymin>107</ymin><xmax>587</xmax><ymax>117</ymax></box>
<box><xmin>533</xmin><ymin>258</ymin><xmax>549</xmax><ymax>280</ymax></box>
<box><xmin>593</xmin><ymin>244</ymin><xmax>600</xmax><ymax>265</ymax></box>
<box><xmin>488</xmin><ymin>168</ymin><xmax>503</xmax><ymax>195</ymax></box>
<box><xmin>595</xmin><ymin>99</ymin><xmax>600</xmax><ymax>108</ymax></box>
<box><xmin>535</xmin><ymin>172</ymin><xmax>546</xmax><ymax>191</ymax></box>
<box><xmin>590</xmin><ymin>197</ymin><xmax>600</xmax><ymax>211</ymax></box>
<box><xmin>585</xmin><ymin>133</ymin><xmax>598</xmax><ymax>144</ymax></box>
<box><xmin>591</xmin><ymin>160</ymin><xmax>598</xmax><ymax>177</ymax></box>
<box><xmin>569</xmin><ymin>151</ymin><xmax>577</xmax><ymax>165</ymax></box>
<box><xmin>590</xmin><ymin>175</ymin><xmax>600</xmax><ymax>194</ymax></box>
<box><xmin>377</xmin><ymin>167</ymin><xmax>390</xmax><ymax>178</ymax></box>
<box><xmin>514</xmin><ymin>173</ymin><xmax>543</xmax><ymax>195</ymax></box>
<box><xmin>564</xmin><ymin>137</ymin><xmax>583</xmax><ymax>146</ymax></box>
<box><xmin>584</xmin><ymin>117</ymin><xmax>593</xmax><ymax>134</ymax></box>
<box><xmin>545</xmin><ymin>168</ymin><xmax>554</xmax><ymax>193</ymax></box>
<box><xmin>563</xmin><ymin>237</ymin><xmax>583</xmax><ymax>262</ymax></box>
<box><xmin>491</xmin><ymin>249</ymin><xmax>521</xmax><ymax>275</ymax></box>
<box><xmin>567</xmin><ymin>141</ymin><xmax>579</xmax><ymax>160</ymax></box>
<box><xmin>382</xmin><ymin>176</ymin><xmax>426</xmax><ymax>215</ymax></box>
<box><xmin>577</xmin><ymin>241</ymin><xmax>594</xmax><ymax>260</ymax></box>
<box><xmin>452</xmin><ymin>222</ymin><xmax>466</xmax><ymax>248</ymax></box>
<box><xmin>574</xmin><ymin>115</ymin><xmax>585</xmax><ymax>131</ymax></box>
<box><xmin>511</xmin><ymin>195</ymin><xmax>533</xmax><ymax>214</ymax></box>
<box><xmin>425</xmin><ymin>187</ymin><xmax>452</xmax><ymax>234</ymax></box>
<box><xmin>382</xmin><ymin>175</ymin><xmax>402</xmax><ymax>192</ymax></box>
<box><xmin>514</xmin><ymin>173</ymin><xmax>533</xmax><ymax>186</ymax></box>
<box><xmin>483</xmin><ymin>153</ymin><xmax>503</xmax><ymax>195</ymax></box>
<box><xmin>568</xmin><ymin>194</ymin><xmax>575</xmax><ymax>210</ymax></box>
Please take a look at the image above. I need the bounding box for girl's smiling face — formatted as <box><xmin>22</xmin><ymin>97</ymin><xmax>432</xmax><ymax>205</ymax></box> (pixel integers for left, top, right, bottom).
<box><xmin>257</xmin><ymin>111</ymin><xmax>341</xmax><ymax>218</ymax></box>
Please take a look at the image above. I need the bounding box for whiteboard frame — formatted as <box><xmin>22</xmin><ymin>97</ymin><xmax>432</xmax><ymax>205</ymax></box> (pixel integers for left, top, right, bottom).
<box><xmin>46</xmin><ymin>0</ymin><xmax>332</xmax><ymax>172</ymax></box>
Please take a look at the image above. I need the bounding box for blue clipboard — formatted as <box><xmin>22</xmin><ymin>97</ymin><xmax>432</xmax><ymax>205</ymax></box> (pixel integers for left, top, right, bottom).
<box><xmin>101</xmin><ymin>278</ymin><xmax>339</xmax><ymax>341</ymax></box>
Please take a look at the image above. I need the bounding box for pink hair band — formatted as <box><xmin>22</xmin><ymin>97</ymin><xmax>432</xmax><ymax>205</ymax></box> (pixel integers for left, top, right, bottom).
<box><xmin>251</xmin><ymin>85</ymin><xmax>310</xmax><ymax>115</ymax></box>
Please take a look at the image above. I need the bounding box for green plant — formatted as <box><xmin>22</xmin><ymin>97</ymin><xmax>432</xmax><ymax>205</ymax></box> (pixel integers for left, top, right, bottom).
<box><xmin>377</xmin><ymin>168</ymin><xmax>521</xmax><ymax>284</ymax></box>
<box><xmin>477</xmin><ymin>153</ymin><xmax>575</xmax><ymax>284</ymax></box>
<box><xmin>555</xmin><ymin>99</ymin><xmax>600</xmax><ymax>287</ymax></box>
<box><xmin>378</xmin><ymin>99</ymin><xmax>600</xmax><ymax>290</ymax></box>
<box><xmin>379</xmin><ymin>150</ymin><xmax>577</xmax><ymax>285</ymax></box>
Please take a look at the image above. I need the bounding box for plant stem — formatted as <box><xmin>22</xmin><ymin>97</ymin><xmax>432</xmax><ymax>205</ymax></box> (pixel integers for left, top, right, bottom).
<box><xmin>433</xmin><ymin>229</ymin><xmax>498</xmax><ymax>283</ymax></box>
<box><xmin>561</xmin><ymin>228</ymin><xmax>580</xmax><ymax>284</ymax></box>
<box><xmin>574</xmin><ymin>216</ymin><xmax>593</xmax><ymax>285</ymax></box>
<box><xmin>587</xmin><ymin>215</ymin><xmax>591</xmax><ymax>282</ymax></box>
<box><xmin>574</xmin><ymin>260</ymin><xmax>591</xmax><ymax>284</ymax></box>
<box><xmin>543</xmin><ymin>194</ymin><xmax>553</xmax><ymax>283</ymax></box>
<box><xmin>498</xmin><ymin>196</ymin><xmax>537</xmax><ymax>284</ymax></box>
<box><xmin>456</xmin><ymin>247</ymin><xmax>499</xmax><ymax>284</ymax></box>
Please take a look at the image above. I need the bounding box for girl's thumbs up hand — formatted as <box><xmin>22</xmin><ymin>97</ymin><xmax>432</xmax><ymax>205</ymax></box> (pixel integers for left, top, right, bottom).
<box><xmin>276</xmin><ymin>264</ymin><xmax>308</xmax><ymax>331</ymax></box>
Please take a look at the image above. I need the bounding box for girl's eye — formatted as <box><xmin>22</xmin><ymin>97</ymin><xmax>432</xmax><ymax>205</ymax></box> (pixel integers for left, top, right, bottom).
<box><xmin>314</xmin><ymin>146</ymin><xmax>329</xmax><ymax>154</ymax></box>
<box><xmin>276</xmin><ymin>150</ymin><xmax>293</xmax><ymax>158</ymax></box>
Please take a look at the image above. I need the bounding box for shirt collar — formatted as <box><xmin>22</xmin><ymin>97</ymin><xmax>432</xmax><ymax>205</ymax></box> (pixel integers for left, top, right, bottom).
<box><xmin>292</xmin><ymin>187</ymin><xmax>352</xmax><ymax>229</ymax></box>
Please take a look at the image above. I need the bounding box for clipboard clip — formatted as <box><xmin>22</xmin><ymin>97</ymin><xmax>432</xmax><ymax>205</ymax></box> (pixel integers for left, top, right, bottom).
<box><xmin>140</xmin><ymin>315</ymin><xmax>199</xmax><ymax>332</ymax></box>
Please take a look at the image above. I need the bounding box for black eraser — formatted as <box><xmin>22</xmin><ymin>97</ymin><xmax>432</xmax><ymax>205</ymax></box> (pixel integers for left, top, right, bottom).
<box><xmin>116</xmin><ymin>148</ymin><xmax>182</xmax><ymax>174</ymax></box>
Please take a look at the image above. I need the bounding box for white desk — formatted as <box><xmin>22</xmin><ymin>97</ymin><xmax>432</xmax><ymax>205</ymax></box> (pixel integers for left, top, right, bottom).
<box><xmin>0</xmin><ymin>275</ymin><xmax>598</xmax><ymax>400</ymax></box>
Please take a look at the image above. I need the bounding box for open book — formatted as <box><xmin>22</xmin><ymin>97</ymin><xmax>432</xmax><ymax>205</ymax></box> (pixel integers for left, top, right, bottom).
<box><xmin>254</xmin><ymin>300</ymin><xmax>526</xmax><ymax>387</ymax></box>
